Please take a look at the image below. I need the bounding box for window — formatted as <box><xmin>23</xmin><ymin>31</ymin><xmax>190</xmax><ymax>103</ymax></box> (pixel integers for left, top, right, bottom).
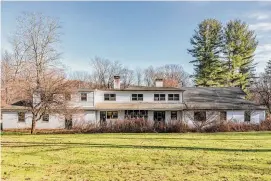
<box><xmin>168</xmin><ymin>94</ymin><xmax>180</xmax><ymax>101</ymax></box>
<box><xmin>100</xmin><ymin>111</ymin><xmax>106</xmax><ymax>123</ymax></box>
<box><xmin>125</xmin><ymin>110</ymin><xmax>148</xmax><ymax>119</ymax></box>
<box><xmin>194</xmin><ymin>112</ymin><xmax>206</xmax><ymax>122</ymax></box>
<box><xmin>42</xmin><ymin>114</ymin><xmax>49</xmax><ymax>122</ymax></box>
<box><xmin>154</xmin><ymin>111</ymin><xmax>165</xmax><ymax>122</ymax></box>
<box><xmin>81</xmin><ymin>93</ymin><xmax>87</xmax><ymax>101</ymax></box>
<box><xmin>106</xmin><ymin>111</ymin><xmax>118</xmax><ymax>119</ymax></box>
<box><xmin>154</xmin><ymin>94</ymin><xmax>165</xmax><ymax>101</ymax></box>
<box><xmin>171</xmin><ymin>111</ymin><xmax>177</xmax><ymax>120</ymax></box>
<box><xmin>220</xmin><ymin>111</ymin><xmax>227</xmax><ymax>121</ymax></box>
<box><xmin>65</xmin><ymin>115</ymin><xmax>72</xmax><ymax>130</ymax></box>
<box><xmin>104</xmin><ymin>94</ymin><xmax>116</xmax><ymax>101</ymax></box>
<box><xmin>132</xmin><ymin>94</ymin><xmax>143</xmax><ymax>101</ymax></box>
<box><xmin>18</xmin><ymin>112</ymin><xmax>25</xmax><ymax>122</ymax></box>
<box><xmin>245</xmin><ymin>111</ymin><xmax>251</xmax><ymax>122</ymax></box>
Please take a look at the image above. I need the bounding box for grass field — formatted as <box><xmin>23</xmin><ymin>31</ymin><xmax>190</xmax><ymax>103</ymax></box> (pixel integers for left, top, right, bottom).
<box><xmin>2</xmin><ymin>132</ymin><xmax>271</xmax><ymax>181</ymax></box>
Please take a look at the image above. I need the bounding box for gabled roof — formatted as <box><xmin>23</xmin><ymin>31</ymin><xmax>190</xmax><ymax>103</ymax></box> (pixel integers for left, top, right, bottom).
<box><xmin>183</xmin><ymin>87</ymin><xmax>266</xmax><ymax>110</ymax></box>
<box><xmin>97</xmin><ymin>86</ymin><xmax>184</xmax><ymax>91</ymax></box>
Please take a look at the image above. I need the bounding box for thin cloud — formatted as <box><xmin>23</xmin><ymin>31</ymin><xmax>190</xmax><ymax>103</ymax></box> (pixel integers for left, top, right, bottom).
<box><xmin>249</xmin><ymin>12</ymin><xmax>270</xmax><ymax>20</ymax></box>
<box><xmin>255</xmin><ymin>44</ymin><xmax>271</xmax><ymax>72</ymax></box>
<box><xmin>250</xmin><ymin>22</ymin><xmax>271</xmax><ymax>32</ymax></box>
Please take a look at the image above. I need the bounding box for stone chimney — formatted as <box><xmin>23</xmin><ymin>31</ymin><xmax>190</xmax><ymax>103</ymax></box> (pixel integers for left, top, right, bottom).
<box><xmin>113</xmin><ymin>76</ymin><xmax>120</xmax><ymax>89</ymax></box>
<box><xmin>155</xmin><ymin>78</ymin><xmax>163</xmax><ymax>87</ymax></box>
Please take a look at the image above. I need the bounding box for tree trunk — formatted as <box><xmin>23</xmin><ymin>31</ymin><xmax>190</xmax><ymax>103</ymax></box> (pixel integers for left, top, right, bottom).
<box><xmin>31</xmin><ymin>117</ymin><xmax>36</xmax><ymax>134</ymax></box>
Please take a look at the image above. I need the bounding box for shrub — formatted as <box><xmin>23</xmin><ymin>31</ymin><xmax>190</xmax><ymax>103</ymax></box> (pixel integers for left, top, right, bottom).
<box><xmin>260</xmin><ymin>119</ymin><xmax>271</xmax><ymax>131</ymax></box>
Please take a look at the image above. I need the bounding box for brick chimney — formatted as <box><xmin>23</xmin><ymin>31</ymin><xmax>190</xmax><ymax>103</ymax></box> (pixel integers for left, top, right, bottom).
<box><xmin>113</xmin><ymin>76</ymin><xmax>120</xmax><ymax>89</ymax></box>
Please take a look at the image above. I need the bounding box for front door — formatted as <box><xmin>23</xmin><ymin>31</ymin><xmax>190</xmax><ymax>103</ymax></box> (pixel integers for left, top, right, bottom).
<box><xmin>154</xmin><ymin>111</ymin><xmax>165</xmax><ymax>122</ymax></box>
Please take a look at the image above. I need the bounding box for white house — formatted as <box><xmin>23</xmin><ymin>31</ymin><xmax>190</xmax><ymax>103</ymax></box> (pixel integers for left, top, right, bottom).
<box><xmin>1</xmin><ymin>76</ymin><xmax>266</xmax><ymax>129</ymax></box>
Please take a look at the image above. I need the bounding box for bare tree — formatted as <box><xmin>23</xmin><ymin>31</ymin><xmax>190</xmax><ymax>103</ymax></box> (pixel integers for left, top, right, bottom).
<box><xmin>251</xmin><ymin>73</ymin><xmax>271</xmax><ymax>115</ymax></box>
<box><xmin>90</xmin><ymin>57</ymin><xmax>134</xmax><ymax>89</ymax></box>
<box><xmin>142</xmin><ymin>64</ymin><xmax>191</xmax><ymax>87</ymax></box>
<box><xmin>5</xmin><ymin>12</ymin><xmax>77</xmax><ymax>134</ymax></box>
<box><xmin>68</xmin><ymin>71</ymin><xmax>93</xmax><ymax>88</ymax></box>
<box><xmin>121</xmin><ymin>67</ymin><xmax>134</xmax><ymax>88</ymax></box>
<box><xmin>143</xmin><ymin>66</ymin><xmax>157</xmax><ymax>86</ymax></box>
<box><xmin>158</xmin><ymin>64</ymin><xmax>191</xmax><ymax>87</ymax></box>
<box><xmin>183</xmin><ymin>109</ymin><xmax>220</xmax><ymax>132</ymax></box>
<box><xmin>135</xmin><ymin>67</ymin><xmax>143</xmax><ymax>86</ymax></box>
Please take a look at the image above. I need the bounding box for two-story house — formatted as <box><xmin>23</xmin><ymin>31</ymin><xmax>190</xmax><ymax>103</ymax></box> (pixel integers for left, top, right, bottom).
<box><xmin>1</xmin><ymin>76</ymin><xmax>266</xmax><ymax>129</ymax></box>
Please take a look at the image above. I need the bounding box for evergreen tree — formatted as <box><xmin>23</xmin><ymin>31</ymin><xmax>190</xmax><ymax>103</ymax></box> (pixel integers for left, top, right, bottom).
<box><xmin>223</xmin><ymin>20</ymin><xmax>258</xmax><ymax>93</ymax></box>
<box><xmin>188</xmin><ymin>19</ymin><xmax>224</xmax><ymax>87</ymax></box>
<box><xmin>265</xmin><ymin>59</ymin><xmax>271</xmax><ymax>76</ymax></box>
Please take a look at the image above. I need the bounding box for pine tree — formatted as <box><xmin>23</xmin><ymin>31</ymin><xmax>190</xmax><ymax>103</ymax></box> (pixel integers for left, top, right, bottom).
<box><xmin>223</xmin><ymin>20</ymin><xmax>258</xmax><ymax>94</ymax></box>
<box><xmin>188</xmin><ymin>19</ymin><xmax>224</xmax><ymax>87</ymax></box>
<box><xmin>265</xmin><ymin>59</ymin><xmax>271</xmax><ymax>76</ymax></box>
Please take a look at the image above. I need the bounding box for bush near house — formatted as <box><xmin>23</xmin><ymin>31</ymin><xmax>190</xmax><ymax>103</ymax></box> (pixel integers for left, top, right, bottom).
<box><xmin>3</xmin><ymin>119</ymin><xmax>271</xmax><ymax>134</ymax></box>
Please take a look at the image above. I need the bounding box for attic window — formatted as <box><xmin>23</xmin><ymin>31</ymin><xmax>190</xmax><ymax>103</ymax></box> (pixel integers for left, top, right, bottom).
<box><xmin>18</xmin><ymin>112</ymin><xmax>25</xmax><ymax>122</ymax></box>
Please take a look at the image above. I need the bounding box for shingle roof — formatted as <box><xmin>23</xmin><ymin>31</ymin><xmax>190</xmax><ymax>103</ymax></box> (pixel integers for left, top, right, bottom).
<box><xmin>95</xmin><ymin>103</ymin><xmax>186</xmax><ymax>110</ymax></box>
<box><xmin>183</xmin><ymin>87</ymin><xmax>266</xmax><ymax>110</ymax></box>
<box><xmin>101</xmin><ymin>86</ymin><xmax>184</xmax><ymax>91</ymax></box>
<box><xmin>1</xmin><ymin>105</ymin><xmax>29</xmax><ymax>111</ymax></box>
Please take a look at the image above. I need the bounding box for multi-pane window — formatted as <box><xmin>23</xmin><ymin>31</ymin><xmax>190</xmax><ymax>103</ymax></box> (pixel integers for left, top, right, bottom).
<box><xmin>106</xmin><ymin>111</ymin><xmax>118</xmax><ymax>119</ymax></box>
<box><xmin>125</xmin><ymin>110</ymin><xmax>148</xmax><ymax>119</ymax></box>
<box><xmin>81</xmin><ymin>93</ymin><xmax>87</xmax><ymax>101</ymax></box>
<box><xmin>171</xmin><ymin>111</ymin><xmax>177</xmax><ymax>120</ymax></box>
<box><xmin>132</xmin><ymin>94</ymin><xmax>143</xmax><ymax>101</ymax></box>
<box><xmin>194</xmin><ymin>112</ymin><xmax>206</xmax><ymax>122</ymax></box>
<box><xmin>154</xmin><ymin>94</ymin><xmax>165</xmax><ymax>101</ymax></box>
<box><xmin>104</xmin><ymin>94</ymin><xmax>116</xmax><ymax>101</ymax></box>
<box><xmin>168</xmin><ymin>94</ymin><xmax>180</xmax><ymax>101</ymax></box>
<box><xmin>42</xmin><ymin>114</ymin><xmax>49</xmax><ymax>122</ymax></box>
<box><xmin>18</xmin><ymin>112</ymin><xmax>25</xmax><ymax>122</ymax></box>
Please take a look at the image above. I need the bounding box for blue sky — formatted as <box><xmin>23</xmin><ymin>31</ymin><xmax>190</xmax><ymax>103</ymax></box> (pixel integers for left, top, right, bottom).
<box><xmin>2</xmin><ymin>1</ymin><xmax>271</xmax><ymax>74</ymax></box>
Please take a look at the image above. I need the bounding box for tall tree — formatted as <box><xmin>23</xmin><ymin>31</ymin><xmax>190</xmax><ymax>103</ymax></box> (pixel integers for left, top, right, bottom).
<box><xmin>223</xmin><ymin>20</ymin><xmax>258</xmax><ymax>93</ymax></box>
<box><xmin>188</xmin><ymin>19</ymin><xmax>224</xmax><ymax>87</ymax></box>
<box><xmin>265</xmin><ymin>59</ymin><xmax>271</xmax><ymax>77</ymax></box>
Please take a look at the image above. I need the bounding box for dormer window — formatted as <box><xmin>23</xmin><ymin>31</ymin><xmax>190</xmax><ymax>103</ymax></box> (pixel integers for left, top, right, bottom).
<box><xmin>132</xmin><ymin>94</ymin><xmax>143</xmax><ymax>101</ymax></box>
<box><xmin>104</xmin><ymin>94</ymin><xmax>116</xmax><ymax>101</ymax></box>
<box><xmin>154</xmin><ymin>94</ymin><xmax>165</xmax><ymax>101</ymax></box>
<box><xmin>168</xmin><ymin>94</ymin><xmax>180</xmax><ymax>101</ymax></box>
<box><xmin>81</xmin><ymin>93</ymin><xmax>87</xmax><ymax>101</ymax></box>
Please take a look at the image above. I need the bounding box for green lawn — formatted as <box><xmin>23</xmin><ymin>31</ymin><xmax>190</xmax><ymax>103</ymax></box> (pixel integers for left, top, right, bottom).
<box><xmin>2</xmin><ymin>132</ymin><xmax>271</xmax><ymax>181</ymax></box>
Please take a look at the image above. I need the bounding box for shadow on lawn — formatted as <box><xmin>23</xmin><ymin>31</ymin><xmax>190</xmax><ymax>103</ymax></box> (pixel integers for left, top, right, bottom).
<box><xmin>91</xmin><ymin>137</ymin><xmax>271</xmax><ymax>141</ymax></box>
<box><xmin>2</xmin><ymin>141</ymin><xmax>271</xmax><ymax>153</ymax></box>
